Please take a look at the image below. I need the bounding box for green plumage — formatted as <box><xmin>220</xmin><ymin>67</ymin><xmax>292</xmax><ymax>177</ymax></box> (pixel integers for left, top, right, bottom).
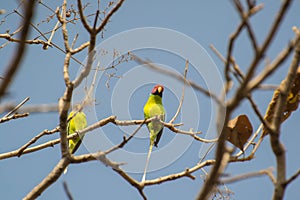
<box><xmin>64</xmin><ymin>110</ymin><xmax>87</xmax><ymax>174</ymax></box>
<box><xmin>67</xmin><ymin>111</ymin><xmax>87</xmax><ymax>154</ymax></box>
<box><xmin>143</xmin><ymin>93</ymin><xmax>165</xmax><ymax>147</ymax></box>
<box><xmin>142</xmin><ymin>85</ymin><xmax>165</xmax><ymax>182</ymax></box>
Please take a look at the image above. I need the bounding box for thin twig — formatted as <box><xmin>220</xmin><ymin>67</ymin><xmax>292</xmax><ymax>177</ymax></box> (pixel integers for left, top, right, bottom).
<box><xmin>232</xmin><ymin>0</ymin><xmax>258</xmax><ymax>51</ymax></box>
<box><xmin>219</xmin><ymin>167</ymin><xmax>275</xmax><ymax>184</ymax></box>
<box><xmin>224</xmin><ymin>3</ymin><xmax>263</xmax><ymax>94</ymax></box>
<box><xmin>0</xmin><ymin>103</ymin><xmax>58</xmax><ymax>114</ymax></box>
<box><xmin>3</xmin><ymin>96</ymin><xmax>30</xmax><ymax>118</ymax></box>
<box><xmin>285</xmin><ymin>168</ymin><xmax>300</xmax><ymax>187</ymax></box>
<box><xmin>104</xmin><ymin>119</ymin><xmax>146</xmax><ymax>155</ymax></box>
<box><xmin>132</xmin><ymin>54</ymin><xmax>223</xmax><ymax>105</ymax></box>
<box><xmin>0</xmin><ymin>33</ymin><xmax>48</xmax><ymax>46</ymax></box>
<box><xmin>249</xmin><ymin>34</ymin><xmax>300</xmax><ymax>91</ymax></box>
<box><xmin>17</xmin><ymin>127</ymin><xmax>60</xmax><ymax>157</ymax></box>
<box><xmin>43</xmin><ymin>19</ymin><xmax>60</xmax><ymax>50</ymax></box>
<box><xmin>0</xmin><ymin>1</ymin><xmax>36</xmax><ymax>99</ymax></box>
<box><xmin>96</xmin><ymin>0</ymin><xmax>126</xmax><ymax>34</ymax></box>
<box><xmin>0</xmin><ymin>113</ymin><xmax>29</xmax><ymax>123</ymax></box>
<box><xmin>235</xmin><ymin>124</ymin><xmax>263</xmax><ymax>157</ymax></box>
<box><xmin>144</xmin><ymin>159</ymin><xmax>216</xmax><ymax>186</ymax></box>
<box><xmin>63</xmin><ymin>181</ymin><xmax>74</xmax><ymax>200</ymax></box>
<box><xmin>24</xmin><ymin>158</ymin><xmax>70</xmax><ymax>200</ymax></box>
<box><xmin>169</xmin><ymin>60</ymin><xmax>188</xmax><ymax>124</ymax></box>
<box><xmin>14</xmin><ymin>7</ymin><xmax>86</xmax><ymax>68</ymax></box>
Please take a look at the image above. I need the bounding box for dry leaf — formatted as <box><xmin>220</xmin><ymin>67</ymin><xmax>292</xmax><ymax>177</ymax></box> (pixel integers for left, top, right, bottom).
<box><xmin>262</xmin><ymin>67</ymin><xmax>300</xmax><ymax>136</ymax></box>
<box><xmin>226</xmin><ymin>114</ymin><xmax>253</xmax><ymax>151</ymax></box>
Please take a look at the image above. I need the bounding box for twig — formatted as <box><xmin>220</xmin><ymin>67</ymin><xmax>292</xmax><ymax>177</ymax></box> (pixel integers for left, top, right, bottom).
<box><xmin>74</xmin><ymin>0</ymin><xmax>126</xmax><ymax>88</ymax></box>
<box><xmin>260</xmin><ymin>0</ymin><xmax>292</xmax><ymax>57</ymax></box>
<box><xmin>0</xmin><ymin>113</ymin><xmax>29</xmax><ymax>123</ymax></box>
<box><xmin>196</xmin><ymin>145</ymin><xmax>232</xmax><ymax>200</ymax></box>
<box><xmin>210</xmin><ymin>44</ymin><xmax>271</xmax><ymax>131</ymax></box>
<box><xmin>223</xmin><ymin>3</ymin><xmax>263</xmax><ymax>94</ymax></box>
<box><xmin>71</xmin><ymin>41</ymin><xmax>90</xmax><ymax>54</ymax></box>
<box><xmin>229</xmin><ymin>0</ymin><xmax>292</xmax><ymax>111</ymax></box>
<box><xmin>131</xmin><ymin>54</ymin><xmax>223</xmax><ymax>105</ymax></box>
<box><xmin>285</xmin><ymin>168</ymin><xmax>300</xmax><ymax>187</ymax></box>
<box><xmin>235</xmin><ymin>124</ymin><xmax>263</xmax><ymax>157</ymax></box>
<box><xmin>71</xmin><ymin>34</ymin><xmax>79</xmax><ymax>49</ymax></box>
<box><xmin>0</xmin><ymin>116</ymin><xmax>203</xmax><ymax>160</ymax></box>
<box><xmin>79</xmin><ymin>64</ymin><xmax>101</xmax><ymax>111</ymax></box>
<box><xmin>96</xmin><ymin>0</ymin><xmax>126</xmax><ymax>34</ymax></box>
<box><xmin>0</xmin><ymin>103</ymin><xmax>58</xmax><ymax>114</ymax></box>
<box><xmin>63</xmin><ymin>181</ymin><xmax>74</xmax><ymax>200</ymax></box>
<box><xmin>194</xmin><ymin>2</ymin><xmax>286</xmax><ymax>195</ymax></box>
<box><xmin>17</xmin><ymin>127</ymin><xmax>60</xmax><ymax>157</ymax></box>
<box><xmin>249</xmin><ymin>34</ymin><xmax>300</xmax><ymax>91</ymax></box>
<box><xmin>219</xmin><ymin>167</ymin><xmax>275</xmax><ymax>184</ymax></box>
<box><xmin>23</xmin><ymin>158</ymin><xmax>70</xmax><ymax>200</ymax></box>
<box><xmin>0</xmin><ymin>33</ymin><xmax>48</xmax><ymax>46</ymax></box>
<box><xmin>104</xmin><ymin>119</ymin><xmax>146</xmax><ymax>155</ymax></box>
<box><xmin>43</xmin><ymin>19</ymin><xmax>60</xmax><ymax>50</ymax></box>
<box><xmin>210</xmin><ymin>44</ymin><xmax>270</xmax><ymax>157</ymax></box>
<box><xmin>2</xmin><ymin>96</ymin><xmax>30</xmax><ymax>118</ymax></box>
<box><xmin>169</xmin><ymin>60</ymin><xmax>188</xmax><ymax>124</ymax></box>
<box><xmin>56</xmin><ymin>4</ymin><xmax>71</xmax><ymax>52</ymax></box>
<box><xmin>144</xmin><ymin>159</ymin><xmax>215</xmax><ymax>186</ymax></box>
<box><xmin>13</xmin><ymin>7</ymin><xmax>86</xmax><ymax>67</ymax></box>
<box><xmin>77</xmin><ymin>0</ymin><xmax>92</xmax><ymax>32</ymax></box>
<box><xmin>232</xmin><ymin>0</ymin><xmax>259</xmax><ymax>51</ymax></box>
<box><xmin>0</xmin><ymin>0</ymin><xmax>36</xmax><ymax>99</ymax></box>
<box><xmin>70</xmin><ymin>138</ymin><xmax>145</xmax><ymax>199</ymax></box>
<box><xmin>269</xmin><ymin>26</ymin><xmax>300</xmax><ymax>200</ymax></box>
<box><xmin>161</xmin><ymin>121</ymin><xmax>202</xmax><ymax>135</ymax></box>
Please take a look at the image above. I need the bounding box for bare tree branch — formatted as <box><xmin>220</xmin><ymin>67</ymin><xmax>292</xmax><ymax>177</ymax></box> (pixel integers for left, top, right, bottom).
<box><xmin>284</xmin><ymin>168</ymin><xmax>300</xmax><ymax>187</ymax></box>
<box><xmin>0</xmin><ymin>0</ymin><xmax>36</xmax><ymax>99</ymax></box>
<box><xmin>96</xmin><ymin>0</ymin><xmax>126</xmax><ymax>34</ymax></box>
<box><xmin>17</xmin><ymin>127</ymin><xmax>60</xmax><ymax>157</ymax></box>
<box><xmin>269</xmin><ymin>27</ymin><xmax>300</xmax><ymax>200</ymax></box>
<box><xmin>219</xmin><ymin>168</ymin><xmax>276</xmax><ymax>185</ymax></box>
<box><xmin>131</xmin><ymin>54</ymin><xmax>223</xmax><ymax>105</ymax></box>
<box><xmin>249</xmin><ymin>34</ymin><xmax>300</xmax><ymax>91</ymax></box>
<box><xmin>232</xmin><ymin>0</ymin><xmax>259</xmax><ymax>51</ymax></box>
<box><xmin>2</xmin><ymin>97</ymin><xmax>30</xmax><ymax>118</ymax></box>
<box><xmin>196</xmin><ymin>1</ymin><xmax>293</xmax><ymax>199</ymax></box>
<box><xmin>0</xmin><ymin>113</ymin><xmax>29</xmax><ymax>123</ymax></box>
<box><xmin>0</xmin><ymin>33</ymin><xmax>48</xmax><ymax>46</ymax></box>
<box><xmin>224</xmin><ymin>3</ymin><xmax>263</xmax><ymax>93</ymax></box>
<box><xmin>24</xmin><ymin>158</ymin><xmax>70</xmax><ymax>200</ymax></box>
<box><xmin>144</xmin><ymin>159</ymin><xmax>215</xmax><ymax>186</ymax></box>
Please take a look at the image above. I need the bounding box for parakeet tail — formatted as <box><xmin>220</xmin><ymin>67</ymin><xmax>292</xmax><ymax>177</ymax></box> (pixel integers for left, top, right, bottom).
<box><xmin>141</xmin><ymin>143</ymin><xmax>153</xmax><ymax>182</ymax></box>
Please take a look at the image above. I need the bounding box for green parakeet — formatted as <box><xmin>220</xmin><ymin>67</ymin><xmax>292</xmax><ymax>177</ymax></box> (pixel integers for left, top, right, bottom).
<box><xmin>142</xmin><ymin>84</ymin><xmax>165</xmax><ymax>182</ymax></box>
<box><xmin>64</xmin><ymin>110</ymin><xmax>87</xmax><ymax>174</ymax></box>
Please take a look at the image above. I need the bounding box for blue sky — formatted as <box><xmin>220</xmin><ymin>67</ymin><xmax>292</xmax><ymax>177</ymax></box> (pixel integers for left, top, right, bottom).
<box><xmin>1</xmin><ymin>1</ymin><xmax>300</xmax><ymax>199</ymax></box>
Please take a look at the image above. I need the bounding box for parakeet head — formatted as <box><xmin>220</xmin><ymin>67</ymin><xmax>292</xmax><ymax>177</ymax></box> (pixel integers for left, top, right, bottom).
<box><xmin>151</xmin><ymin>84</ymin><xmax>164</xmax><ymax>97</ymax></box>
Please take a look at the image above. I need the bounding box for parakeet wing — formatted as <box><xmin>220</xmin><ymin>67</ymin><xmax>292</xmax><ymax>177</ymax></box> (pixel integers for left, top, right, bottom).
<box><xmin>67</xmin><ymin>111</ymin><xmax>87</xmax><ymax>154</ymax></box>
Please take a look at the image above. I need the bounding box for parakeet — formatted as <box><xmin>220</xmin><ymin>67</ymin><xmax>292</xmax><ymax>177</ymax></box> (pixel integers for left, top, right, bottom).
<box><xmin>142</xmin><ymin>84</ymin><xmax>165</xmax><ymax>182</ymax></box>
<box><xmin>64</xmin><ymin>110</ymin><xmax>87</xmax><ymax>174</ymax></box>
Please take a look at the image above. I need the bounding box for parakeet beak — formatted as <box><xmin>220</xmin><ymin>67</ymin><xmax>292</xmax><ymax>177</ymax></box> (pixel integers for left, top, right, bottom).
<box><xmin>158</xmin><ymin>86</ymin><xmax>162</xmax><ymax>93</ymax></box>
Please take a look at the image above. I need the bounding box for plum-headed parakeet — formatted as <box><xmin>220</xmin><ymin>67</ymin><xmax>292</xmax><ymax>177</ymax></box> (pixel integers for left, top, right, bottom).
<box><xmin>64</xmin><ymin>110</ymin><xmax>87</xmax><ymax>173</ymax></box>
<box><xmin>142</xmin><ymin>84</ymin><xmax>165</xmax><ymax>182</ymax></box>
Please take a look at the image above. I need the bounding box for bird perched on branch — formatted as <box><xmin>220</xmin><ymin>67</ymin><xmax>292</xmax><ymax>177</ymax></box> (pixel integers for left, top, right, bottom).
<box><xmin>64</xmin><ymin>109</ymin><xmax>87</xmax><ymax>174</ymax></box>
<box><xmin>142</xmin><ymin>84</ymin><xmax>165</xmax><ymax>182</ymax></box>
